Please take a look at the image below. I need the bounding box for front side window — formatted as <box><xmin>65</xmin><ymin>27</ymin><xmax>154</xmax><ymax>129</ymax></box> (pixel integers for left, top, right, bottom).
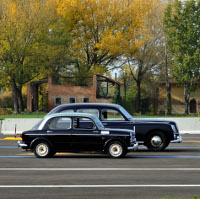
<box><xmin>77</xmin><ymin>109</ymin><xmax>99</xmax><ymax>117</ymax></box>
<box><xmin>48</xmin><ymin>117</ymin><xmax>71</xmax><ymax>130</ymax></box>
<box><xmin>101</xmin><ymin>109</ymin><xmax>124</xmax><ymax>120</ymax></box>
<box><xmin>73</xmin><ymin>117</ymin><xmax>96</xmax><ymax>130</ymax></box>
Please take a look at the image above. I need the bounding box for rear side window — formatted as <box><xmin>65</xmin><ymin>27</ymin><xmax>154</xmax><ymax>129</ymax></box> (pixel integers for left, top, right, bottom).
<box><xmin>101</xmin><ymin>109</ymin><xmax>124</xmax><ymax>120</ymax></box>
<box><xmin>77</xmin><ymin>109</ymin><xmax>99</xmax><ymax>117</ymax></box>
<box><xmin>60</xmin><ymin>109</ymin><xmax>75</xmax><ymax>113</ymax></box>
<box><xmin>48</xmin><ymin>117</ymin><xmax>71</xmax><ymax>130</ymax></box>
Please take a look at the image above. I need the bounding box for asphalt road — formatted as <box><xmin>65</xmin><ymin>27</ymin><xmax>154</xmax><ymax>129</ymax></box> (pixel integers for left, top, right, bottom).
<box><xmin>0</xmin><ymin>134</ymin><xmax>200</xmax><ymax>199</ymax></box>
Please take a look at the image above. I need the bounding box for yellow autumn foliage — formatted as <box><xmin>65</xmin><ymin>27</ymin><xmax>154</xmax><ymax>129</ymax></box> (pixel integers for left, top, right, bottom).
<box><xmin>57</xmin><ymin>0</ymin><xmax>151</xmax><ymax>71</ymax></box>
<box><xmin>0</xmin><ymin>0</ymin><xmax>58</xmax><ymax>76</ymax></box>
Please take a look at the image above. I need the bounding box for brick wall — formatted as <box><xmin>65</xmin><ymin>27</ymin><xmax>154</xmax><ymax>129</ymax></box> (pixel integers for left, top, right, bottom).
<box><xmin>27</xmin><ymin>75</ymin><xmax>113</xmax><ymax>112</ymax></box>
<box><xmin>48</xmin><ymin>75</ymin><xmax>111</xmax><ymax>111</ymax></box>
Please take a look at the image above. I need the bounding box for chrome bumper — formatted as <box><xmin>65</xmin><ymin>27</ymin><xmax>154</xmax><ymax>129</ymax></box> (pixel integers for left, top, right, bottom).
<box><xmin>18</xmin><ymin>141</ymin><xmax>28</xmax><ymax>148</ymax></box>
<box><xmin>171</xmin><ymin>135</ymin><xmax>182</xmax><ymax>143</ymax></box>
<box><xmin>128</xmin><ymin>142</ymin><xmax>138</xmax><ymax>151</ymax></box>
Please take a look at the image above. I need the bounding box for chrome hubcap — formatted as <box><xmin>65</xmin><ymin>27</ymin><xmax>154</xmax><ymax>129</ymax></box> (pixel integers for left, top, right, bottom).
<box><xmin>151</xmin><ymin>136</ymin><xmax>162</xmax><ymax>147</ymax></box>
<box><xmin>109</xmin><ymin>144</ymin><xmax>122</xmax><ymax>157</ymax></box>
<box><xmin>36</xmin><ymin>143</ymin><xmax>48</xmax><ymax>156</ymax></box>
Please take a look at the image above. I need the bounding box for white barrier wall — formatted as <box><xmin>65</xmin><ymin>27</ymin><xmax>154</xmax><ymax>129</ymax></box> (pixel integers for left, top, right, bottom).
<box><xmin>0</xmin><ymin>117</ymin><xmax>200</xmax><ymax>135</ymax></box>
<box><xmin>149</xmin><ymin>118</ymin><xmax>200</xmax><ymax>134</ymax></box>
<box><xmin>1</xmin><ymin>118</ymin><xmax>41</xmax><ymax>135</ymax></box>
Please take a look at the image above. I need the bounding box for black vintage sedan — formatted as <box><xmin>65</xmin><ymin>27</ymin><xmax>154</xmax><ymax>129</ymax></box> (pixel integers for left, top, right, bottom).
<box><xmin>18</xmin><ymin>113</ymin><xmax>138</xmax><ymax>158</ymax></box>
<box><xmin>45</xmin><ymin>103</ymin><xmax>182</xmax><ymax>151</ymax></box>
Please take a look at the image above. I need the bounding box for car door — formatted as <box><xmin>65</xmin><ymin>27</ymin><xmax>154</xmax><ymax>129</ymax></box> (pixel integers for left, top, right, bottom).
<box><xmin>71</xmin><ymin>117</ymin><xmax>104</xmax><ymax>151</ymax></box>
<box><xmin>101</xmin><ymin>108</ymin><xmax>133</xmax><ymax>130</ymax></box>
<box><xmin>44</xmin><ymin>116</ymin><xmax>73</xmax><ymax>151</ymax></box>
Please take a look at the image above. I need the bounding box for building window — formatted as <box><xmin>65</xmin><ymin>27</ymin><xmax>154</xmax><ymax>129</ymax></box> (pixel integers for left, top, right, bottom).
<box><xmin>55</xmin><ymin>97</ymin><xmax>61</xmax><ymax>105</ymax></box>
<box><xmin>69</xmin><ymin>97</ymin><xmax>76</xmax><ymax>103</ymax></box>
<box><xmin>83</xmin><ymin>97</ymin><xmax>89</xmax><ymax>103</ymax></box>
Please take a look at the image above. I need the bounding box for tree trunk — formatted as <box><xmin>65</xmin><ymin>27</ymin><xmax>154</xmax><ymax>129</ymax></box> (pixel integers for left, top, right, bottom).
<box><xmin>135</xmin><ymin>60</ymin><xmax>143</xmax><ymax>113</ymax></box>
<box><xmin>166</xmin><ymin>83</ymin><xmax>172</xmax><ymax>115</ymax></box>
<box><xmin>135</xmin><ymin>80</ymin><xmax>141</xmax><ymax>113</ymax></box>
<box><xmin>184</xmin><ymin>86</ymin><xmax>190</xmax><ymax>115</ymax></box>
<box><xmin>11</xmin><ymin>79</ymin><xmax>19</xmax><ymax>114</ymax></box>
<box><xmin>123</xmin><ymin>72</ymin><xmax>127</xmax><ymax>100</ymax></box>
<box><xmin>164</xmin><ymin>39</ymin><xmax>172</xmax><ymax>115</ymax></box>
<box><xmin>17</xmin><ymin>86</ymin><xmax>24</xmax><ymax>112</ymax></box>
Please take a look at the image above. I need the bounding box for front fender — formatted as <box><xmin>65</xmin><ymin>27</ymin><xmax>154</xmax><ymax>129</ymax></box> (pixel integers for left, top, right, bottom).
<box><xmin>103</xmin><ymin>137</ymin><xmax>128</xmax><ymax>151</ymax></box>
<box><xmin>136</xmin><ymin>124</ymin><xmax>174</xmax><ymax>141</ymax></box>
<box><xmin>144</xmin><ymin>128</ymin><xmax>174</xmax><ymax>144</ymax></box>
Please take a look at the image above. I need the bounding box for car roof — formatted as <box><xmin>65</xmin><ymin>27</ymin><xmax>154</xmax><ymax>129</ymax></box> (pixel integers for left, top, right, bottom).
<box><xmin>58</xmin><ymin>103</ymin><xmax>121</xmax><ymax>108</ymax></box>
<box><xmin>46</xmin><ymin>112</ymin><xmax>98</xmax><ymax>120</ymax></box>
<box><xmin>49</xmin><ymin>103</ymin><xmax>122</xmax><ymax>114</ymax></box>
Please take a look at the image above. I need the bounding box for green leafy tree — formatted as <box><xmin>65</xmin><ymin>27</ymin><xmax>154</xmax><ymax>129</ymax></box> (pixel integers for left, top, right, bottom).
<box><xmin>0</xmin><ymin>0</ymin><xmax>58</xmax><ymax>113</ymax></box>
<box><xmin>164</xmin><ymin>0</ymin><xmax>200</xmax><ymax>115</ymax></box>
<box><xmin>125</xmin><ymin>0</ymin><xmax>167</xmax><ymax>113</ymax></box>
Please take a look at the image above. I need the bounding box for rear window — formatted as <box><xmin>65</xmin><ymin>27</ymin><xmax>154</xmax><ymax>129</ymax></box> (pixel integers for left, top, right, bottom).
<box><xmin>32</xmin><ymin>118</ymin><xmax>44</xmax><ymax>130</ymax></box>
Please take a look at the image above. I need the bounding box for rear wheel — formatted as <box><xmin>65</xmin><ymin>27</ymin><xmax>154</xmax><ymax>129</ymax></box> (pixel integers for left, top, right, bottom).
<box><xmin>107</xmin><ymin>141</ymin><xmax>126</xmax><ymax>158</ymax></box>
<box><xmin>146</xmin><ymin>131</ymin><xmax>170</xmax><ymax>151</ymax></box>
<box><xmin>34</xmin><ymin>141</ymin><xmax>52</xmax><ymax>158</ymax></box>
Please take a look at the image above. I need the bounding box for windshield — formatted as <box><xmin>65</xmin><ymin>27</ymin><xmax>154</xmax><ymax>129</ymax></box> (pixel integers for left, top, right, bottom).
<box><xmin>92</xmin><ymin>116</ymin><xmax>104</xmax><ymax>130</ymax></box>
<box><xmin>120</xmin><ymin>107</ymin><xmax>133</xmax><ymax>120</ymax></box>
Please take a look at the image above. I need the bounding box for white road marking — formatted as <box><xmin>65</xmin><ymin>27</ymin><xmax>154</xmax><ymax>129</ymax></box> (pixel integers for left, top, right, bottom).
<box><xmin>0</xmin><ymin>185</ymin><xmax>200</xmax><ymax>188</ymax></box>
<box><xmin>0</xmin><ymin>168</ymin><xmax>200</xmax><ymax>171</ymax></box>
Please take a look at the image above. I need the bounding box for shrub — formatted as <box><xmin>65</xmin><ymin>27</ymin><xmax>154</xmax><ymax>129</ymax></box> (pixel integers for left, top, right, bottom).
<box><xmin>0</xmin><ymin>108</ymin><xmax>12</xmax><ymax>115</ymax></box>
<box><xmin>0</xmin><ymin>93</ymin><xmax>13</xmax><ymax>109</ymax></box>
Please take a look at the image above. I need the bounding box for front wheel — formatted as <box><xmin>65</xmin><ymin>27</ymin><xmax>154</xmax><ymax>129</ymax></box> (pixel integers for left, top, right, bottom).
<box><xmin>34</xmin><ymin>141</ymin><xmax>52</xmax><ymax>158</ymax></box>
<box><xmin>107</xmin><ymin>141</ymin><xmax>126</xmax><ymax>158</ymax></box>
<box><xmin>145</xmin><ymin>131</ymin><xmax>170</xmax><ymax>151</ymax></box>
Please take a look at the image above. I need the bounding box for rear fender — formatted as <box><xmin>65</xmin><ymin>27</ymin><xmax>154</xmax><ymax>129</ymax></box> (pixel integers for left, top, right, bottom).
<box><xmin>30</xmin><ymin>138</ymin><xmax>54</xmax><ymax>150</ymax></box>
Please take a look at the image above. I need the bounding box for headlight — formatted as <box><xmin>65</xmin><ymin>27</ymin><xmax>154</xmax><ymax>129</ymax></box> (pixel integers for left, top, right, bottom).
<box><xmin>130</xmin><ymin>130</ymin><xmax>135</xmax><ymax>143</ymax></box>
<box><xmin>133</xmin><ymin>126</ymin><xmax>135</xmax><ymax>136</ymax></box>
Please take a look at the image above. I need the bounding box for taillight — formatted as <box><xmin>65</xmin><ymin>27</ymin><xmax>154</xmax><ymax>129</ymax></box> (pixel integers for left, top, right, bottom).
<box><xmin>20</xmin><ymin>133</ymin><xmax>22</xmax><ymax>138</ymax></box>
